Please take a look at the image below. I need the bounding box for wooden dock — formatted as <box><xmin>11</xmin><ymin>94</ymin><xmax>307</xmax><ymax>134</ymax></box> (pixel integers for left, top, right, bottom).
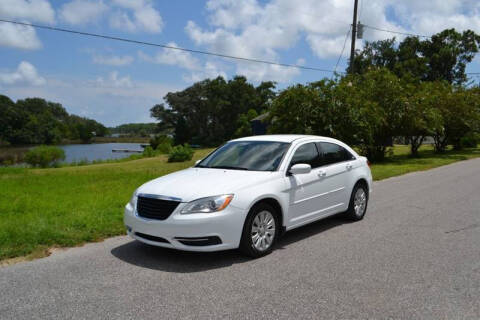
<box><xmin>112</xmin><ymin>149</ymin><xmax>143</xmax><ymax>153</ymax></box>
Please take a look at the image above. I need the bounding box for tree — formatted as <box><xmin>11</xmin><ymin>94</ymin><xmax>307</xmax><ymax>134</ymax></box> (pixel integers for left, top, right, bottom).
<box><xmin>0</xmin><ymin>95</ymin><xmax>107</xmax><ymax>145</ymax></box>
<box><xmin>421</xmin><ymin>83</ymin><xmax>479</xmax><ymax>152</ymax></box>
<box><xmin>234</xmin><ymin>109</ymin><xmax>258</xmax><ymax>138</ymax></box>
<box><xmin>150</xmin><ymin>76</ymin><xmax>276</xmax><ymax>146</ymax></box>
<box><xmin>108</xmin><ymin>123</ymin><xmax>156</xmax><ymax>136</ymax></box>
<box><xmin>268</xmin><ymin>69</ymin><xmax>406</xmax><ymax>161</ymax></box>
<box><xmin>0</xmin><ymin>95</ymin><xmax>17</xmax><ymax>144</ymax></box>
<box><xmin>340</xmin><ymin>69</ymin><xmax>406</xmax><ymax>161</ymax></box>
<box><xmin>268</xmin><ymin>84</ymin><xmax>320</xmax><ymax>135</ymax></box>
<box><xmin>353</xmin><ymin>29</ymin><xmax>480</xmax><ymax>84</ymax></box>
<box><xmin>402</xmin><ymin>82</ymin><xmax>443</xmax><ymax>156</ymax></box>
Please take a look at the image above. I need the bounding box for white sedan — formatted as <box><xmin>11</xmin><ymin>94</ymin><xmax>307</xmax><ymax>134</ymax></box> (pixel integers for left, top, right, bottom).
<box><xmin>124</xmin><ymin>135</ymin><xmax>372</xmax><ymax>258</ymax></box>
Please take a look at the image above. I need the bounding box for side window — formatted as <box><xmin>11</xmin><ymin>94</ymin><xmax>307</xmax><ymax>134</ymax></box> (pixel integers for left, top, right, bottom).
<box><xmin>289</xmin><ymin>143</ymin><xmax>320</xmax><ymax>169</ymax></box>
<box><xmin>317</xmin><ymin>142</ymin><xmax>355</xmax><ymax>166</ymax></box>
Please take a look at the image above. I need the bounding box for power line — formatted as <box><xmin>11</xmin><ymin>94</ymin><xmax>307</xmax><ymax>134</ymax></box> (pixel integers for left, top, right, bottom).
<box><xmin>334</xmin><ymin>26</ymin><xmax>351</xmax><ymax>74</ymax></box>
<box><xmin>264</xmin><ymin>1</ymin><xmax>429</xmax><ymax>41</ymax></box>
<box><xmin>0</xmin><ymin>18</ymin><xmax>341</xmax><ymax>74</ymax></box>
<box><xmin>362</xmin><ymin>24</ymin><xmax>430</xmax><ymax>38</ymax></box>
<box><xmin>2</xmin><ymin>18</ymin><xmax>477</xmax><ymax>76</ymax></box>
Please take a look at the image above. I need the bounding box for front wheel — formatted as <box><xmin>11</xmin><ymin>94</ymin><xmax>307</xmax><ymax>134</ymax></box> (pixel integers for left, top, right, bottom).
<box><xmin>344</xmin><ymin>183</ymin><xmax>369</xmax><ymax>221</ymax></box>
<box><xmin>239</xmin><ymin>203</ymin><xmax>279</xmax><ymax>258</ymax></box>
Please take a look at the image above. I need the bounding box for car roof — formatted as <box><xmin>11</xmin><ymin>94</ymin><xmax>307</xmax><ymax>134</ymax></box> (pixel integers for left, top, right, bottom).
<box><xmin>231</xmin><ymin>134</ymin><xmax>329</xmax><ymax>143</ymax></box>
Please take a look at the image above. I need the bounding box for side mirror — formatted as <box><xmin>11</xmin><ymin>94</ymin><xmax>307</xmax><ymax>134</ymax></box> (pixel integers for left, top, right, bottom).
<box><xmin>195</xmin><ymin>160</ymin><xmax>201</xmax><ymax>165</ymax></box>
<box><xmin>289</xmin><ymin>163</ymin><xmax>311</xmax><ymax>175</ymax></box>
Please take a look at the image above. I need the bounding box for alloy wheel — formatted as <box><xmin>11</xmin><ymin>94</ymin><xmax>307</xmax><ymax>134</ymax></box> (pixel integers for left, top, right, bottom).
<box><xmin>354</xmin><ymin>188</ymin><xmax>367</xmax><ymax>217</ymax></box>
<box><xmin>251</xmin><ymin>210</ymin><xmax>276</xmax><ymax>251</ymax></box>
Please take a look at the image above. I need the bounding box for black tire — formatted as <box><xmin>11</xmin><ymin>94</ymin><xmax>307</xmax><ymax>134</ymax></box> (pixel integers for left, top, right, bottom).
<box><xmin>344</xmin><ymin>182</ymin><xmax>369</xmax><ymax>221</ymax></box>
<box><xmin>239</xmin><ymin>202</ymin><xmax>279</xmax><ymax>258</ymax></box>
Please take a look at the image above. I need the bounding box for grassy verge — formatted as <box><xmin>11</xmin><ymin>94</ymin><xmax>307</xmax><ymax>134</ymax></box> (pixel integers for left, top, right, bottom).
<box><xmin>370</xmin><ymin>145</ymin><xmax>480</xmax><ymax>180</ymax></box>
<box><xmin>0</xmin><ymin>149</ymin><xmax>213</xmax><ymax>262</ymax></box>
<box><xmin>0</xmin><ymin>145</ymin><xmax>479</xmax><ymax>262</ymax></box>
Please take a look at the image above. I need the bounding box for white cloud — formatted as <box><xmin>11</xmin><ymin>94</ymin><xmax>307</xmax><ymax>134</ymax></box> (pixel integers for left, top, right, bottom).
<box><xmin>0</xmin><ymin>22</ymin><xmax>42</xmax><ymax>50</ymax></box>
<box><xmin>93</xmin><ymin>54</ymin><xmax>134</xmax><ymax>66</ymax></box>
<box><xmin>185</xmin><ymin>0</ymin><xmax>480</xmax><ymax>81</ymax></box>
<box><xmin>183</xmin><ymin>61</ymin><xmax>227</xmax><ymax>83</ymax></box>
<box><xmin>96</xmin><ymin>71</ymin><xmax>133</xmax><ymax>88</ymax></box>
<box><xmin>109</xmin><ymin>0</ymin><xmax>163</xmax><ymax>33</ymax></box>
<box><xmin>60</xmin><ymin>0</ymin><xmax>108</xmax><ymax>25</ymax></box>
<box><xmin>0</xmin><ymin>0</ymin><xmax>54</xmax><ymax>50</ymax></box>
<box><xmin>296</xmin><ymin>58</ymin><xmax>306</xmax><ymax>66</ymax></box>
<box><xmin>3</xmin><ymin>75</ymin><xmax>179</xmax><ymax>126</ymax></box>
<box><xmin>58</xmin><ymin>0</ymin><xmax>163</xmax><ymax>32</ymax></box>
<box><xmin>0</xmin><ymin>0</ymin><xmax>55</xmax><ymax>23</ymax></box>
<box><xmin>385</xmin><ymin>0</ymin><xmax>480</xmax><ymax>35</ymax></box>
<box><xmin>138</xmin><ymin>42</ymin><xmax>200</xmax><ymax>70</ymax></box>
<box><xmin>0</xmin><ymin>61</ymin><xmax>45</xmax><ymax>86</ymax></box>
<box><xmin>236</xmin><ymin>62</ymin><xmax>300</xmax><ymax>83</ymax></box>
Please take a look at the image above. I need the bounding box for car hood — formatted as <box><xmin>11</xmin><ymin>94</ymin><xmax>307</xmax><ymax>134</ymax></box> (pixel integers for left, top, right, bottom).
<box><xmin>136</xmin><ymin>167</ymin><xmax>278</xmax><ymax>202</ymax></box>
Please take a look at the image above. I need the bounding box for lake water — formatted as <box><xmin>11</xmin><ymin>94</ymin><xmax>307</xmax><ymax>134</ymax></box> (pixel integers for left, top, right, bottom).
<box><xmin>60</xmin><ymin>143</ymin><xmax>144</xmax><ymax>163</ymax></box>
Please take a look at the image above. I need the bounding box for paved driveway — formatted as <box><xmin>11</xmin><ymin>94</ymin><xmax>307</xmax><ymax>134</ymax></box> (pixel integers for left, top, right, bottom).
<box><xmin>1</xmin><ymin>158</ymin><xmax>479</xmax><ymax>319</ymax></box>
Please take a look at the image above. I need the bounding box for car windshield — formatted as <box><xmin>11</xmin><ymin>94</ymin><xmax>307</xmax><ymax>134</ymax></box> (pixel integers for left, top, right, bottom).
<box><xmin>196</xmin><ymin>141</ymin><xmax>290</xmax><ymax>171</ymax></box>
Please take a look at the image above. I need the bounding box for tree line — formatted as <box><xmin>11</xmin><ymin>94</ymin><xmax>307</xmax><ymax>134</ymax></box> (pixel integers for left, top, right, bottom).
<box><xmin>0</xmin><ymin>96</ymin><xmax>107</xmax><ymax>145</ymax></box>
<box><xmin>150</xmin><ymin>28</ymin><xmax>480</xmax><ymax>161</ymax></box>
<box><xmin>150</xmin><ymin>76</ymin><xmax>276</xmax><ymax>146</ymax></box>
<box><xmin>108</xmin><ymin>123</ymin><xmax>157</xmax><ymax>137</ymax></box>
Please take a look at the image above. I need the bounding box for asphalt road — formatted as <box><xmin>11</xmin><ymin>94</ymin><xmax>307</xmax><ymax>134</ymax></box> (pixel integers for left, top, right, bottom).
<box><xmin>1</xmin><ymin>158</ymin><xmax>479</xmax><ymax>319</ymax></box>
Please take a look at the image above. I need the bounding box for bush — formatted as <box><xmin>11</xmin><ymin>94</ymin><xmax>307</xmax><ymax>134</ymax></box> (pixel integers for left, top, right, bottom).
<box><xmin>149</xmin><ymin>135</ymin><xmax>172</xmax><ymax>150</ymax></box>
<box><xmin>168</xmin><ymin>144</ymin><xmax>194</xmax><ymax>162</ymax></box>
<box><xmin>142</xmin><ymin>146</ymin><xmax>156</xmax><ymax>157</ymax></box>
<box><xmin>25</xmin><ymin>145</ymin><xmax>65</xmax><ymax>168</ymax></box>
<box><xmin>459</xmin><ymin>132</ymin><xmax>478</xmax><ymax>148</ymax></box>
<box><xmin>156</xmin><ymin>142</ymin><xmax>173</xmax><ymax>154</ymax></box>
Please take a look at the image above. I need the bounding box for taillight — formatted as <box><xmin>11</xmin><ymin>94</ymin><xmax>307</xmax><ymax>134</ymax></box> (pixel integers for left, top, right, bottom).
<box><xmin>367</xmin><ymin>160</ymin><xmax>371</xmax><ymax>167</ymax></box>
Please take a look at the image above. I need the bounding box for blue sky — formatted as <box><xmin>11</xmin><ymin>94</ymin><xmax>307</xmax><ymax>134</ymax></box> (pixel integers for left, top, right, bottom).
<box><xmin>1</xmin><ymin>0</ymin><xmax>479</xmax><ymax>126</ymax></box>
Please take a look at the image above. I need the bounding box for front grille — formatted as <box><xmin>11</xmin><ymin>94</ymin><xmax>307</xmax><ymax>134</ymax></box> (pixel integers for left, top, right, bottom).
<box><xmin>136</xmin><ymin>196</ymin><xmax>180</xmax><ymax>220</ymax></box>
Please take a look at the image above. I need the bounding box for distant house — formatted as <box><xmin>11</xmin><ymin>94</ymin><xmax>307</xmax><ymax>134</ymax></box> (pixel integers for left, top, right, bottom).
<box><xmin>250</xmin><ymin>113</ymin><xmax>269</xmax><ymax>135</ymax></box>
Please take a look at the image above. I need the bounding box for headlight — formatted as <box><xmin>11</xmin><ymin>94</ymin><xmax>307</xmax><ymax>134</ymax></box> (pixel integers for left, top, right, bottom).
<box><xmin>129</xmin><ymin>190</ymin><xmax>138</xmax><ymax>207</ymax></box>
<box><xmin>181</xmin><ymin>194</ymin><xmax>233</xmax><ymax>214</ymax></box>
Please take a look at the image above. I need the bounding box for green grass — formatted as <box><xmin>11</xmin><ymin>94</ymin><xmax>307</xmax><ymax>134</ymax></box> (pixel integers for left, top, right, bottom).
<box><xmin>370</xmin><ymin>145</ymin><xmax>480</xmax><ymax>180</ymax></box>
<box><xmin>0</xmin><ymin>149</ymin><xmax>213</xmax><ymax>261</ymax></box>
<box><xmin>0</xmin><ymin>145</ymin><xmax>479</xmax><ymax>262</ymax></box>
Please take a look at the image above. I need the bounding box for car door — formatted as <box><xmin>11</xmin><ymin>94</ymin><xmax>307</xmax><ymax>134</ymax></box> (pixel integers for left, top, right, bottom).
<box><xmin>316</xmin><ymin>142</ymin><xmax>357</xmax><ymax>213</ymax></box>
<box><xmin>285</xmin><ymin>142</ymin><xmax>334</xmax><ymax>227</ymax></box>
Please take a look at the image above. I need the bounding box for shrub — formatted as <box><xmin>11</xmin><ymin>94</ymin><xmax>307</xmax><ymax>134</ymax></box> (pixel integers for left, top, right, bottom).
<box><xmin>25</xmin><ymin>145</ymin><xmax>65</xmax><ymax>168</ymax></box>
<box><xmin>156</xmin><ymin>142</ymin><xmax>172</xmax><ymax>154</ymax></box>
<box><xmin>142</xmin><ymin>146</ymin><xmax>156</xmax><ymax>157</ymax></box>
<box><xmin>459</xmin><ymin>132</ymin><xmax>478</xmax><ymax>148</ymax></box>
<box><xmin>168</xmin><ymin>144</ymin><xmax>194</xmax><ymax>162</ymax></box>
<box><xmin>149</xmin><ymin>135</ymin><xmax>172</xmax><ymax>150</ymax></box>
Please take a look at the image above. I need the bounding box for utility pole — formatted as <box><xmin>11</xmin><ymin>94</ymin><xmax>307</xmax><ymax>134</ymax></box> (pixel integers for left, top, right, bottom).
<box><xmin>349</xmin><ymin>0</ymin><xmax>359</xmax><ymax>73</ymax></box>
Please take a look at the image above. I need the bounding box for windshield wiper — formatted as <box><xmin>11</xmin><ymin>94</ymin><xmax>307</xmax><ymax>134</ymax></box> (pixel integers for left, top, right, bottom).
<box><xmin>210</xmin><ymin>165</ymin><xmax>250</xmax><ymax>171</ymax></box>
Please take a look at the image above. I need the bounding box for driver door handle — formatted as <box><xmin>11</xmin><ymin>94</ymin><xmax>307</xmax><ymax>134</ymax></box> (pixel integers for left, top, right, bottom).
<box><xmin>317</xmin><ymin>170</ymin><xmax>326</xmax><ymax>178</ymax></box>
<box><xmin>346</xmin><ymin>163</ymin><xmax>353</xmax><ymax>170</ymax></box>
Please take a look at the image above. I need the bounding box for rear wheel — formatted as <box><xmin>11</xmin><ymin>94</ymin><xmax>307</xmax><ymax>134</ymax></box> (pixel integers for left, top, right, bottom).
<box><xmin>240</xmin><ymin>203</ymin><xmax>279</xmax><ymax>258</ymax></box>
<box><xmin>344</xmin><ymin>182</ymin><xmax>368</xmax><ymax>221</ymax></box>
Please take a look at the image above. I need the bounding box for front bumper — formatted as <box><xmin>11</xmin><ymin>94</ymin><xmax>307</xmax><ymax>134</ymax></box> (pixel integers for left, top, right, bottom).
<box><xmin>124</xmin><ymin>202</ymin><xmax>247</xmax><ymax>252</ymax></box>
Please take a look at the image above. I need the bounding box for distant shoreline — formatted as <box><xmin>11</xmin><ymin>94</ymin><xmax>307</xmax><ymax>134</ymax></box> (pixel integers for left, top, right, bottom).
<box><xmin>75</xmin><ymin>136</ymin><xmax>150</xmax><ymax>144</ymax></box>
<box><xmin>0</xmin><ymin>138</ymin><xmax>150</xmax><ymax>165</ymax></box>
<box><xmin>0</xmin><ymin>136</ymin><xmax>150</xmax><ymax>148</ymax></box>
